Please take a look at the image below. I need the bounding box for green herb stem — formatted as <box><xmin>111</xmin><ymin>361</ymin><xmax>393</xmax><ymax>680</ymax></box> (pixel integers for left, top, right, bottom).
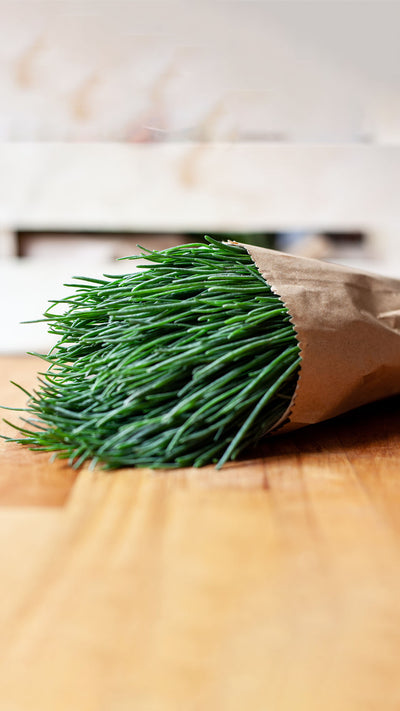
<box><xmin>3</xmin><ymin>238</ymin><xmax>301</xmax><ymax>469</ymax></box>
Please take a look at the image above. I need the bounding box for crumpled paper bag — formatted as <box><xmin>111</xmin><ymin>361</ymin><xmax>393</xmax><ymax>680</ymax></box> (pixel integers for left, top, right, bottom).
<box><xmin>241</xmin><ymin>243</ymin><xmax>400</xmax><ymax>433</ymax></box>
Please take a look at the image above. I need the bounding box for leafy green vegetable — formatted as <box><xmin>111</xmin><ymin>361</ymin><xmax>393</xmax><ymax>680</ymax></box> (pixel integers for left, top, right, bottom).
<box><xmin>3</xmin><ymin>237</ymin><xmax>301</xmax><ymax>469</ymax></box>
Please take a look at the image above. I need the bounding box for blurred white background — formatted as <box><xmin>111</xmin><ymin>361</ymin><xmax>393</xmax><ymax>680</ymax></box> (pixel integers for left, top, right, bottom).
<box><xmin>1</xmin><ymin>1</ymin><xmax>400</xmax><ymax>142</ymax></box>
<box><xmin>0</xmin><ymin>1</ymin><xmax>399</xmax><ymax>352</ymax></box>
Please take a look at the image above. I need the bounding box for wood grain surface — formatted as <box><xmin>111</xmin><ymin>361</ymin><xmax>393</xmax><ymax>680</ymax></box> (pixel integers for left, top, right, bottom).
<box><xmin>1</xmin><ymin>355</ymin><xmax>400</xmax><ymax>711</ymax></box>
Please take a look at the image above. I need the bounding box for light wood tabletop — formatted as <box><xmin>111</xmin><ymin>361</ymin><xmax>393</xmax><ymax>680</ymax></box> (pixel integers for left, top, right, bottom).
<box><xmin>1</xmin><ymin>355</ymin><xmax>400</xmax><ymax>711</ymax></box>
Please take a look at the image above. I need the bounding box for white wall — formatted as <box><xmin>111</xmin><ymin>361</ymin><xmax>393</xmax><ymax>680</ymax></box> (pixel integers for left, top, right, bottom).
<box><xmin>1</xmin><ymin>1</ymin><xmax>399</xmax><ymax>352</ymax></box>
<box><xmin>0</xmin><ymin>1</ymin><xmax>399</xmax><ymax>143</ymax></box>
<box><xmin>0</xmin><ymin>143</ymin><xmax>399</xmax><ymax>236</ymax></box>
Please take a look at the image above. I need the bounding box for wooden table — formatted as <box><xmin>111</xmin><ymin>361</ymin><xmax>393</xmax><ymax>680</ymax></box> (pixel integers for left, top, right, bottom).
<box><xmin>1</xmin><ymin>355</ymin><xmax>400</xmax><ymax>711</ymax></box>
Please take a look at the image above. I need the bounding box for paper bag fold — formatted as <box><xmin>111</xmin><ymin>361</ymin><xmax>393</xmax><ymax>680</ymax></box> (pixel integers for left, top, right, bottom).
<box><xmin>241</xmin><ymin>243</ymin><xmax>400</xmax><ymax>433</ymax></box>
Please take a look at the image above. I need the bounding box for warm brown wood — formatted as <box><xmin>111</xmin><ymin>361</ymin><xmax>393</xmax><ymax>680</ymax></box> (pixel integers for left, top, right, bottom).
<box><xmin>0</xmin><ymin>356</ymin><xmax>78</xmax><ymax>506</ymax></box>
<box><xmin>0</xmin><ymin>356</ymin><xmax>400</xmax><ymax>710</ymax></box>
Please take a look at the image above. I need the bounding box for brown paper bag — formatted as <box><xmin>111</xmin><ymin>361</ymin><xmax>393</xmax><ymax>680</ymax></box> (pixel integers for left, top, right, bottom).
<box><xmin>240</xmin><ymin>243</ymin><xmax>400</xmax><ymax>433</ymax></box>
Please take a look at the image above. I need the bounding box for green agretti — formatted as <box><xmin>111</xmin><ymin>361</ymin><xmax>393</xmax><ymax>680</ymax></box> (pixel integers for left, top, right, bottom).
<box><xmin>4</xmin><ymin>237</ymin><xmax>301</xmax><ymax>470</ymax></box>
